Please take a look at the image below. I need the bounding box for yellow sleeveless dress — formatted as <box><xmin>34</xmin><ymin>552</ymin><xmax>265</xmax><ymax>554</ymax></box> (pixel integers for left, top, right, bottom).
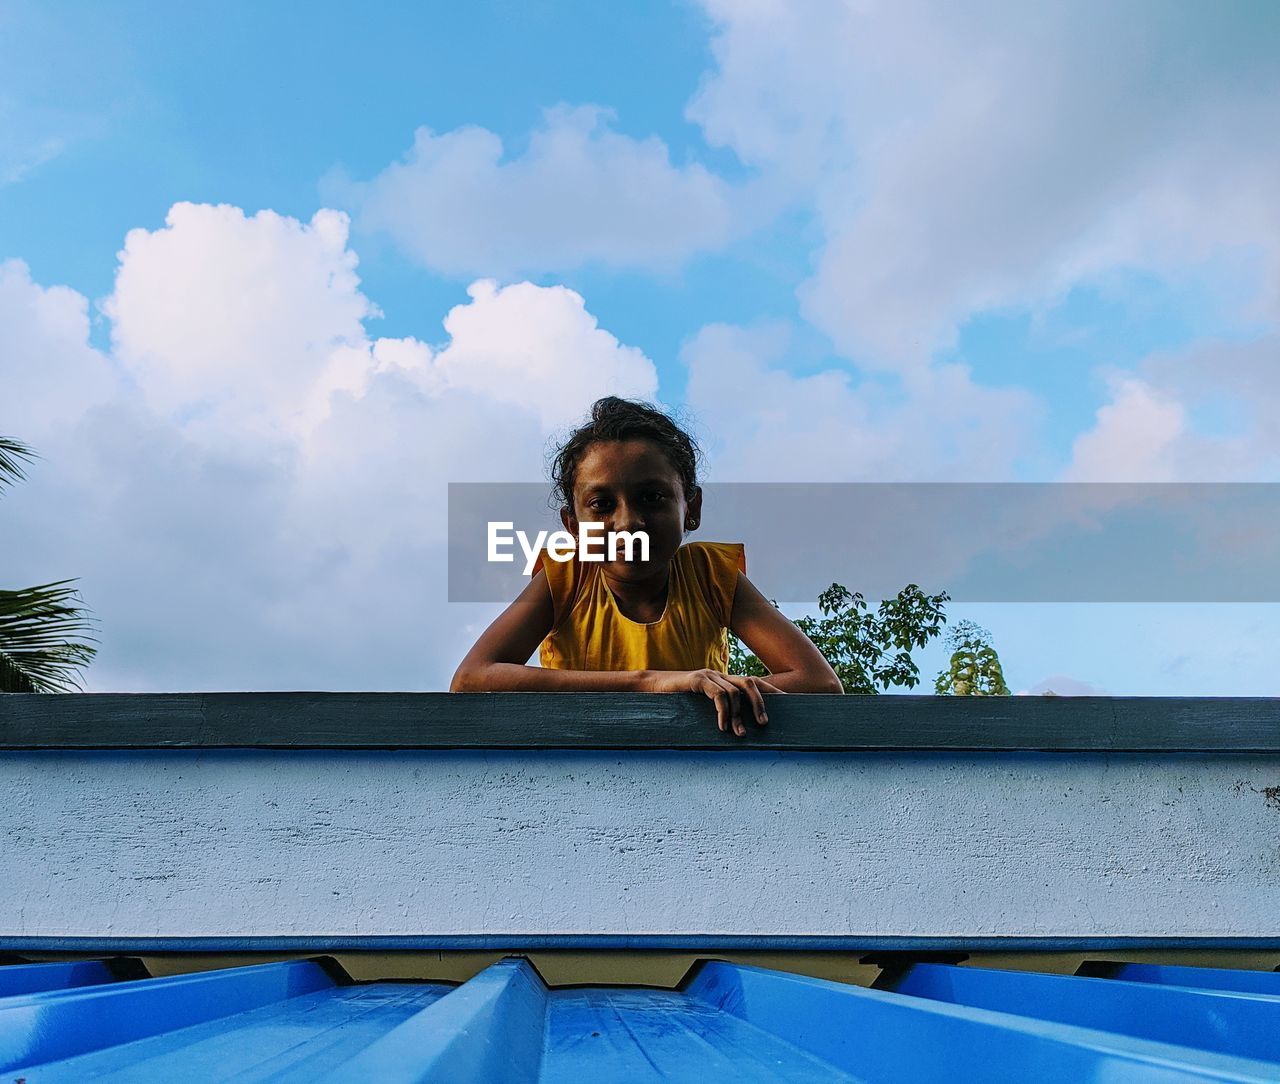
<box><xmin>530</xmin><ymin>540</ymin><xmax>746</xmax><ymax>672</ymax></box>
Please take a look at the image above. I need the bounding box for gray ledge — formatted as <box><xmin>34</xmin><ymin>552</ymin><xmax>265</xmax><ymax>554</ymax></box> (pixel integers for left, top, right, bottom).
<box><xmin>0</xmin><ymin>691</ymin><xmax>1277</xmax><ymax>751</ymax></box>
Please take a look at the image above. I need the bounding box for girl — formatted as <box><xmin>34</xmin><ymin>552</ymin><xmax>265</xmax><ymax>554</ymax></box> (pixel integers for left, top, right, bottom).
<box><xmin>450</xmin><ymin>397</ymin><xmax>843</xmax><ymax>735</ymax></box>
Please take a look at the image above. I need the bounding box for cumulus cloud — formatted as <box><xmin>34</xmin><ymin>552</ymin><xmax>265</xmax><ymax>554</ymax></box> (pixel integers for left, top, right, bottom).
<box><xmin>430</xmin><ymin>278</ymin><xmax>658</xmax><ymax>432</ymax></box>
<box><xmin>101</xmin><ymin>203</ymin><xmax>377</xmax><ymax>443</ymax></box>
<box><xmin>1063</xmin><ymin>373</ymin><xmax>1189</xmax><ymax>482</ymax></box>
<box><xmin>337</xmin><ymin>104</ymin><xmax>754</xmax><ymax>278</ymax></box>
<box><xmin>1064</xmin><ymin>336</ymin><xmax>1280</xmax><ymax>481</ymax></box>
<box><xmin>681</xmin><ymin>320</ymin><xmax>1042</xmax><ymax>481</ymax></box>
<box><xmin>97</xmin><ymin>201</ymin><xmax>656</xmax><ymax>443</ymax></box>
<box><xmin>0</xmin><ymin>259</ymin><xmax>122</xmax><ymax>442</ymax></box>
<box><xmin>677</xmin><ymin>320</ymin><xmax>1280</xmax><ymax>615</ymax></box>
<box><xmin>689</xmin><ymin>0</ymin><xmax>1280</xmax><ymax>370</ymax></box>
<box><xmin>3</xmin><ymin>202</ymin><xmax>659</xmax><ymax>691</ymax></box>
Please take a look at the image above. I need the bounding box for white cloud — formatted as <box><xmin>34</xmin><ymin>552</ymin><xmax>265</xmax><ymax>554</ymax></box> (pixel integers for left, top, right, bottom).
<box><xmin>3</xmin><ymin>202</ymin><xmax>660</xmax><ymax>690</ymax></box>
<box><xmin>681</xmin><ymin>320</ymin><xmax>1042</xmax><ymax>481</ymax></box>
<box><xmin>1064</xmin><ymin>336</ymin><xmax>1280</xmax><ymax>481</ymax></box>
<box><xmin>677</xmin><ymin>320</ymin><xmax>1280</xmax><ymax>623</ymax></box>
<box><xmin>339</xmin><ymin>104</ymin><xmax>753</xmax><ymax>278</ymax></box>
<box><xmin>101</xmin><ymin>203</ymin><xmax>377</xmax><ymax>443</ymax></box>
<box><xmin>1063</xmin><ymin>373</ymin><xmax>1188</xmax><ymax>482</ymax></box>
<box><xmin>0</xmin><ymin>259</ymin><xmax>122</xmax><ymax>444</ymax></box>
<box><xmin>689</xmin><ymin>0</ymin><xmax>1280</xmax><ymax>371</ymax></box>
<box><xmin>431</xmin><ymin>279</ymin><xmax>658</xmax><ymax>432</ymax></box>
<box><xmin>98</xmin><ymin>202</ymin><xmax>658</xmax><ymax>446</ymax></box>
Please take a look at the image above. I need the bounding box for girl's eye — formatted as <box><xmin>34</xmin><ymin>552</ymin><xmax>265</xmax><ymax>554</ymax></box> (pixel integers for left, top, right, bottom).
<box><xmin>587</xmin><ymin>494</ymin><xmax>663</xmax><ymax>510</ymax></box>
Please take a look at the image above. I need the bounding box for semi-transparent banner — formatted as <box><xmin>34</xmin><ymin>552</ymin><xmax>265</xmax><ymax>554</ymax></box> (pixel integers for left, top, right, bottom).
<box><xmin>447</xmin><ymin>482</ymin><xmax>1280</xmax><ymax>602</ymax></box>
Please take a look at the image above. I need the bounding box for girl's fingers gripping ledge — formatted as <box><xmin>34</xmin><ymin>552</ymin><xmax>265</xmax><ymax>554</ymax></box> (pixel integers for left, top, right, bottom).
<box><xmin>707</xmin><ymin>671</ymin><xmax>745</xmax><ymax>736</ymax></box>
<box><xmin>739</xmin><ymin>676</ymin><xmax>769</xmax><ymax>728</ymax></box>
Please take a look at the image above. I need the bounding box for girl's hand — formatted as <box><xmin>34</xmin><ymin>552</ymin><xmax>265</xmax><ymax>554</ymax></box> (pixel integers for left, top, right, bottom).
<box><xmin>646</xmin><ymin>669</ymin><xmax>787</xmax><ymax>737</ymax></box>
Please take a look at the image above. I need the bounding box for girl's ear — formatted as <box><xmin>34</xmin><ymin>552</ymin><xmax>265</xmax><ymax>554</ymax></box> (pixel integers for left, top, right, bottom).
<box><xmin>686</xmin><ymin>485</ymin><xmax>703</xmax><ymax>528</ymax></box>
<box><xmin>559</xmin><ymin>504</ymin><xmax>577</xmax><ymax>533</ymax></box>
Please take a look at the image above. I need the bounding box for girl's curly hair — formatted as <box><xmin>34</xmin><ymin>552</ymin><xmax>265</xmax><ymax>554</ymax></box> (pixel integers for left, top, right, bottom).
<box><xmin>549</xmin><ymin>396</ymin><xmax>704</xmax><ymax>514</ymax></box>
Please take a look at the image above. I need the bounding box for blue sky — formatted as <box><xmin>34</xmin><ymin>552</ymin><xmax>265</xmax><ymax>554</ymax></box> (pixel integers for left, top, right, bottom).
<box><xmin>3</xmin><ymin>0</ymin><xmax>1279</xmax><ymax>694</ymax></box>
<box><xmin>3</xmin><ymin>2</ymin><xmax>731</xmax><ymax>350</ymax></box>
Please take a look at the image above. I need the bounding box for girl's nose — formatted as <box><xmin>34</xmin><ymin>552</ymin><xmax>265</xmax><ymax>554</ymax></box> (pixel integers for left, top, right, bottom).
<box><xmin>612</xmin><ymin>505</ymin><xmax>646</xmax><ymax>534</ymax></box>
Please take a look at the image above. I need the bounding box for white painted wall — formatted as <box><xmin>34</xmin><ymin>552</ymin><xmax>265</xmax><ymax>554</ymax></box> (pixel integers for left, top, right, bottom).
<box><xmin>2</xmin><ymin>750</ymin><xmax>1277</xmax><ymax>940</ymax></box>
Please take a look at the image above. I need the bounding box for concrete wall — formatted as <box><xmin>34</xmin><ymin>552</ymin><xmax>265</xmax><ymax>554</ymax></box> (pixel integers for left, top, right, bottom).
<box><xmin>3</xmin><ymin>748</ymin><xmax>1278</xmax><ymax>946</ymax></box>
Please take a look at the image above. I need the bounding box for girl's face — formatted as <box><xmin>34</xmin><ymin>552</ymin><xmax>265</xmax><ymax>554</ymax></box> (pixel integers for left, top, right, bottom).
<box><xmin>561</xmin><ymin>438</ymin><xmax>700</xmax><ymax>578</ymax></box>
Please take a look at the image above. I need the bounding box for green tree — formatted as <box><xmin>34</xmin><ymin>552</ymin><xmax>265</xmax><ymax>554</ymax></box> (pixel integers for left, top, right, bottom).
<box><xmin>729</xmin><ymin>582</ymin><xmax>950</xmax><ymax>694</ymax></box>
<box><xmin>0</xmin><ymin>436</ymin><xmax>99</xmax><ymax>692</ymax></box>
<box><xmin>933</xmin><ymin>619</ymin><xmax>1009</xmax><ymax>696</ymax></box>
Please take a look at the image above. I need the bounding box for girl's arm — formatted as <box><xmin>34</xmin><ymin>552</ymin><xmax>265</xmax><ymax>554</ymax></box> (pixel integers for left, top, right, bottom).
<box><xmin>449</xmin><ymin>570</ymin><xmax>653</xmax><ymax>691</ymax></box>
<box><xmin>448</xmin><ymin>576</ymin><xmax>771</xmax><ymax>733</ymax></box>
<box><xmin>727</xmin><ymin>572</ymin><xmax>844</xmax><ymax>693</ymax></box>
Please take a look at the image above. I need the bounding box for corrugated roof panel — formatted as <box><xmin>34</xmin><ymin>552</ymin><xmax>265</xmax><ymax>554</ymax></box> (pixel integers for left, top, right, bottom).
<box><xmin>874</xmin><ymin>960</ymin><xmax>1280</xmax><ymax>1063</ymax></box>
<box><xmin>1076</xmin><ymin>959</ymin><xmax>1280</xmax><ymax>996</ymax></box>
<box><xmin>542</xmin><ymin>985</ymin><xmax>859</xmax><ymax>1081</ymax></box>
<box><xmin>1</xmin><ymin>960</ymin><xmax>350</xmax><ymax>1075</ymax></box>
<box><xmin>685</xmin><ymin>959</ymin><xmax>1280</xmax><ymax>1082</ymax></box>
<box><xmin>2</xmin><ymin>956</ymin><xmax>1279</xmax><ymax>1081</ymax></box>
<box><xmin>0</xmin><ymin>957</ymin><xmax>139</xmax><ymax>997</ymax></box>
<box><xmin>313</xmin><ymin>955</ymin><xmax>545</xmax><ymax>1082</ymax></box>
<box><xmin>18</xmin><ymin>983</ymin><xmax>454</xmax><ymax>1082</ymax></box>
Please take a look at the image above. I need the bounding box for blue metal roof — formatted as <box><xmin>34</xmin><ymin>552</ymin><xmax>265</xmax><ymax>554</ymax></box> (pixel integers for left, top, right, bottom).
<box><xmin>1</xmin><ymin>955</ymin><xmax>1279</xmax><ymax>1081</ymax></box>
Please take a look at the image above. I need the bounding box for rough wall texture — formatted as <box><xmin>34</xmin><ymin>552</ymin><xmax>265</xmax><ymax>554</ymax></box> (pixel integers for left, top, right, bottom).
<box><xmin>3</xmin><ymin>749</ymin><xmax>1277</xmax><ymax>940</ymax></box>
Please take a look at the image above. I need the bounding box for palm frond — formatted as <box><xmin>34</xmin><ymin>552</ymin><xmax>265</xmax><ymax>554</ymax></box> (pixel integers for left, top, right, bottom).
<box><xmin>0</xmin><ymin>580</ymin><xmax>100</xmax><ymax>693</ymax></box>
<box><xmin>0</xmin><ymin>436</ymin><xmax>39</xmax><ymax>494</ymax></box>
<box><xmin>0</xmin><ymin>652</ymin><xmax>38</xmax><ymax>693</ymax></box>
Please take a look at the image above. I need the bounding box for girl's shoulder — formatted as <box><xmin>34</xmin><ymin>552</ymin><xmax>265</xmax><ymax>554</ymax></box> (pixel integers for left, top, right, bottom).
<box><xmin>679</xmin><ymin>541</ymin><xmax>746</xmax><ymax>626</ymax></box>
<box><xmin>529</xmin><ymin>542</ymin><xmax>590</xmax><ymax>633</ymax></box>
<box><xmin>680</xmin><ymin>539</ymin><xmax>746</xmax><ymax>567</ymax></box>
